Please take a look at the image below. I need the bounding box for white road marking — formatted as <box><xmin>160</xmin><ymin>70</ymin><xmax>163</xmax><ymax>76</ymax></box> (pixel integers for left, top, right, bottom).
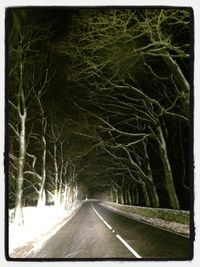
<box><xmin>92</xmin><ymin>204</ymin><xmax>112</xmax><ymax>230</ymax></box>
<box><xmin>116</xmin><ymin>234</ymin><xmax>142</xmax><ymax>258</ymax></box>
<box><xmin>91</xmin><ymin>204</ymin><xmax>142</xmax><ymax>258</ymax></box>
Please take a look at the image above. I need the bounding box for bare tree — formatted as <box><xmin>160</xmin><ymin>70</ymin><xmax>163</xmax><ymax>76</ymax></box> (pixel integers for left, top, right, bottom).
<box><xmin>9</xmin><ymin>32</ymin><xmax>29</xmax><ymax>225</ymax></box>
<box><xmin>57</xmin><ymin>8</ymin><xmax>190</xmax><ymax>208</ymax></box>
<box><xmin>8</xmin><ymin>10</ymin><xmax>52</xmax><ymax>223</ymax></box>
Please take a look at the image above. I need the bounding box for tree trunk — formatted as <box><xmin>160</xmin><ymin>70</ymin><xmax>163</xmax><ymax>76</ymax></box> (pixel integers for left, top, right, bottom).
<box><xmin>157</xmin><ymin>125</ymin><xmax>180</xmax><ymax>209</ymax></box>
<box><xmin>14</xmin><ymin>113</ymin><xmax>26</xmax><ymax>225</ymax></box>
<box><xmin>119</xmin><ymin>188</ymin><xmax>124</xmax><ymax>204</ymax></box>
<box><xmin>57</xmin><ymin>141</ymin><xmax>64</xmax><ymax>206</ymax></box>
<box><xmin>53</xmin><ymin>143</ymin><xmax>59</xmax><ymax>207</ymax></box>
<box><xmin>72</xmin><ymin>184</ymin><xmax>78</xmax><ymax>207</ymax></box>
<box><xmin>141</xmin><ymin>182</ymin><xmax>150</xmax><ymax>207</ymax></box>
<box><xmin>163</xmin><ymin>54</ymin><xmax>189</xmax><ymax>98</ymax></box>
<box><xmin>115</xmin><ymin>189</ymin><xmax>119</xmax><ymax>204</ymax></box>
<box><xmin>37</xmin><ymin>189</ymin><xmax>46</xmax><ymax>208</ymax></box>
<box><xmin>179</xmin><ymin>122</ymin><xmax>189</xmax><ymax>192</ymax></box>
<box><xmin>37</xmin><ymin>133</ymin><xmax>47</xmax><ymax>208</ymax></box>
<box><xmin>66</xmin><ymin>187</ymin><xmax>72</xmax><ymax>210</ymax></box>
<box><xmin>57</xmin><ymin>167</ymin><xmax>63</xmax><ymax>207</ymax></box>
<box><xmin>114</xmin><ymin>189</ymin><xmax>118</xmax><ymax>203</ymax></box>
<box><xmin>57</xmin><ymin>188</ymin><xmax>62</xmax><ymax>207</ymax></box>
<box><xmin>123</xmin><ymin>184</ymin><xmax>128</xmax><ymax>204</ymax></box>
<box><xmin>36</xmin><ymin>93</ymin><xmax>48</xmax><ymax>208</ymax></box>
<box><xmin>127</xmin><ymin>186</ymin><xmax>132</xmax><ymax>205</ymax></box>
<box><xmin>14</xmin><ymin>55</ymin><xmax>27</xmax><ymax>226</ymax></box>
<box><xmin>147</xmin><ymin>182</ymin><xmax>160</xmax><ymax>208</ymax></box>
<box><xmin>63</xmin><ymin>182</ymin><xmax>67</xmax><ymax>209</ymax></box>
<box><xmin>143</xmin><ymin>141</ymin><xmax>160</xmax><ymax>208</ymax></box>
<box><xmin>135</xmin><ymin>185</ymin><xmax>139</xmax><ymax>205</ymax></box>
<box><xmin>131</xmin><ymin>186</ymin><xmax>135</xmax><ymax>205</ymax></box>
<box><xmin>110</xmin><ymin>188</ymin><xmax>114</xmax><ymax>202</ymax></box>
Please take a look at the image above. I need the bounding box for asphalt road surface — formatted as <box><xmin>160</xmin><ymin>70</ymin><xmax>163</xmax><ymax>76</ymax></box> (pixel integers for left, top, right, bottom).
<box><xmin>26</xmin><ymin>201</ymin><xmax>191</xmax><ymax>259</ymax></box>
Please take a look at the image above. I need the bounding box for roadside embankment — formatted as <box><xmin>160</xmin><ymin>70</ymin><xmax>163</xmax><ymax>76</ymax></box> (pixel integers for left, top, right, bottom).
<box><xmin>9</xmin><ymin>203</ymin><xmax>82</xmax><ymax>258</ymax></box>
<box><xmin>101</xmin><ymin>201</ymin><xmax>190</xmax><ymax>237</ymax></box>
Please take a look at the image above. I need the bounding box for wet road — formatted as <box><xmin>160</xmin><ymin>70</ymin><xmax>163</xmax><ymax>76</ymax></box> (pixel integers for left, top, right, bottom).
<box><xmin>26</xmin><ymin>201</ymin><xmax>191</xmax><ymax>259</ymax></box>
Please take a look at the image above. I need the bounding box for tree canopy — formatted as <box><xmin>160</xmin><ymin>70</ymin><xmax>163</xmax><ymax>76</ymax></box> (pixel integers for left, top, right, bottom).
<box><xmin>6</xmin><ymin>7</ymin><xmax>192</xmax><ymax>225</ymax></box>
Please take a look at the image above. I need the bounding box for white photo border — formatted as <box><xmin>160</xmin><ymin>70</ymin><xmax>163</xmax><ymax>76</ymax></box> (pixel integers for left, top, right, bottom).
<box><xmin>1</xmin><ymin>1</ymin><xmax>199</xmax><ymax>266</ymax></box>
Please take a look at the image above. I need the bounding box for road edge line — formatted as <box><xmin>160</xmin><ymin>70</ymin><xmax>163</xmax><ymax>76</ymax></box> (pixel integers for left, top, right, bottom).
<box><xmin>116</xmin><ymin>234</ymin><xmax>142</xmax><ymax>258</ymax></box>
<box><xmin>91</xmin><ymin>203</ymin><xmax>142</xmax><ymax>259</ymax></box>
<box><xmin>91</xmin><ymin>204</ymin><xmax>112</xmax><ymax>230</ymax></box>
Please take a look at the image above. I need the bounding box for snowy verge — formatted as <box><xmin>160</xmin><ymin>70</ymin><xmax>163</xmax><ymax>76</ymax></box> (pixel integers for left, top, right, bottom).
<box><xmin>9</xmin><ymin>203</ymin><xmax>82</xmax><ymax>258</ymax></box>
<box><xmin>100</xmin><ymin>202</ymin><xmax>190</xmax><ymax>237</ymax></box>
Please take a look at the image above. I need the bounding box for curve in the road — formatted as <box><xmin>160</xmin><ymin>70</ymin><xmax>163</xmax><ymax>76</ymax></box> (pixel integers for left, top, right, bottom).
<box><xmin>25</xmin><ymin>200</ymin><xmax>191</xmax><ymax>259</ymax></box>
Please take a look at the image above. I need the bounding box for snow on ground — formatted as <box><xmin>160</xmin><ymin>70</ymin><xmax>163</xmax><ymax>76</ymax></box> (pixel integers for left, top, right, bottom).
<box><xmin>9</xmin><ymin>204</ymin><xmax>81</xmax><ymax>258</ymax></box>
<box><xmin>9</xmin><ymin>200</ymin><xmax>189</xmax><ymax>258</ymax></box>
<box><xmin>100</xmin><ymin>203</ymin><xmax>190</xmax><ymax>237</ymax></box>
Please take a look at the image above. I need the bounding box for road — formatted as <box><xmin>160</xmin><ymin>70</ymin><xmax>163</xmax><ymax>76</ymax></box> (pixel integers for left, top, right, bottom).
<box><xmin>26</xmin><ymin>200</ymin><xmax>191</xmax><ymax>259</ymax></box>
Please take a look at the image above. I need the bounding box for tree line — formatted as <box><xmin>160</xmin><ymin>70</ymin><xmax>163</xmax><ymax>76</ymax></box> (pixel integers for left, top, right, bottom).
<box><xmin>7</xmin><ymin>8</ymin><xmax>192</xmax><ymax>226</ymax></box>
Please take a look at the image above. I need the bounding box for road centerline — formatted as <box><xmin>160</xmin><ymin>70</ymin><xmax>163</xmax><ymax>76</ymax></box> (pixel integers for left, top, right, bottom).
<box><xmin>91</xmin><ymin>204</ymin><xmax>112</xmax><ymax>230</ymax></box>
<box><xmin>91</xmin><ymin>203</ymin><xmax>142</xmax><ymax>259</ymax></box>
<box><xmin>116</xmin><ymin>234</ymin><xmax>142</xmax><ymax>258</ymax></box>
